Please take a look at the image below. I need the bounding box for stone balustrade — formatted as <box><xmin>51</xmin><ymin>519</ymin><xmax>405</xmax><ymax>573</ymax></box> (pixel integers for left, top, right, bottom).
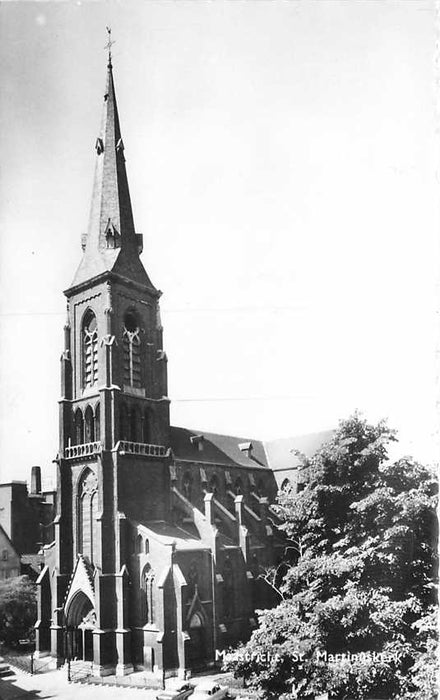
<box><xmin>118</xmin><ymin>441</ymin><xmax>167</xmax><ymax>457</ymax></box>
<box><xmin>64</xmin><ymin>441</ymin><xmax>102</xmax><ymax>459</ymax></box>
<box><xmin>63</xmin><ymin>440</ymin><xmax>167</xmax><ymax>459</ymax></box>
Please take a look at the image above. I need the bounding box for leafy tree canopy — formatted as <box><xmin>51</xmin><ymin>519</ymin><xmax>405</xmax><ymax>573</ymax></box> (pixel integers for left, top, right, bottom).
<box><xmin>0</xmin><ymin>575</ymin><xmax>37</xmax><ymax>647</ymax></box>
<box><xmin>223</xmin><ymin>414</ymin><xmax>438</xmax><ymax>699</ymax></box>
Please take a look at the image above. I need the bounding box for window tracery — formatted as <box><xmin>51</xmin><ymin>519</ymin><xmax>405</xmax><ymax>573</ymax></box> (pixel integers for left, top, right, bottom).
<box><xmin>142</xmin><ymin>563</ymin><xmax>155</xmax><ymax>625</ymax></box>
<box><xmin>78</xmin><ymin>468</ymin><xmax>98</xmax><ymax>563</ymax></box>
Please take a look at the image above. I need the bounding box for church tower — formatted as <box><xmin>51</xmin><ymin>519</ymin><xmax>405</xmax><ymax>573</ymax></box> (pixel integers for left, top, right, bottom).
<box><xmin>35</xmin><ymin>36</ymin><xmax>282</xmax><ymax>682</ymax></box>
<box><xmin>36</xmin><ymin>46</ymin><xmax>172</xmax><ymax>676</ymax></box>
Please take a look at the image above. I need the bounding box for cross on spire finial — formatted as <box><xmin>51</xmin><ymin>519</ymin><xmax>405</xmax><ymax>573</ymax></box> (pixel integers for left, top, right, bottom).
<box><xmin>104</xmin><ymin>26</ymin><xmax>116</xmax><ymax>66</ymax></box>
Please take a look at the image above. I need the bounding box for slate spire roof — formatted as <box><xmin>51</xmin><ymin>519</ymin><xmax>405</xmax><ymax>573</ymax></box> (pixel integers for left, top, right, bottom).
<box><xmin>69</xmin><ymin>55</ymin><xmax>155</xmax><ymax>291</ymax></box>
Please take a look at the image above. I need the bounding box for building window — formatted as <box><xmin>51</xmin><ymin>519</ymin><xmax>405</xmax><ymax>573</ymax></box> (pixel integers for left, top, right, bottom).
<box><xmin>143</xmin><ymin>564</ymin><xmax>155</xmax><ymax>625</ymax></box>
<box><xmin>182</xmin><ymin>472</ymin><xmax>192</xmax><ymax>501</ymax></box>
<box><xmin>84</xmin><ymin>405</ymin><xmax>95</xmax><ymax>443</ymax></box>
<box><xmin>74</xmin><ymin>409</ymin><xmax>84</xmax><ymax>445</ymax></box>
<box><xmin>208</xmin><ymin>474</ymin><xmax>219</xmax><ymax>498</ymax></box>
<box><xmin>94</xmin><ymin>403</ymin><xmax>100</xmax><ymax>442</ymax></box>
<box><xmin>78</xmin><ymin>468</ymin><xmax>98</xmax><ymax>563</ymax></box>
<box><xmin>281</xmin><ymin>478</ymin><xmax>291</xmax><ymax>492</ymax></box>
<box><xmin>1</xmin><ymin>550</ymin><xmax>8</xmax><ymax>561</ymax></box>
<box><xmin>223</xmin><ymin>557</ymin><xmax>234</xmax><ymax>618</ymax></box>
<box><xmin>187</xmin><ymin>561</ymin><xmax>199</xmax><ymax>598</ymax></box>
<box><xmin>82</xmin><ymin>310</ymin><xmax>98</xmax><ymax>388</ymax></box>
<box><xmin>123</xmin><ymin>311</ymin><xmax>141</xmax><ymax>388</ymax></box>
<box><xmin>234</xmin><ymin>478</ymin><xmax>243</xmax><ymax>496</ymax></box>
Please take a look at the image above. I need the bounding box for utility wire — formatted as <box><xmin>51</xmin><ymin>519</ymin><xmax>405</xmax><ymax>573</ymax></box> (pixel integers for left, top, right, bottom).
<box><xmin>0</xmin><ymin>305</ymin><xmax>306</xmax><ymax>317</ymax></box>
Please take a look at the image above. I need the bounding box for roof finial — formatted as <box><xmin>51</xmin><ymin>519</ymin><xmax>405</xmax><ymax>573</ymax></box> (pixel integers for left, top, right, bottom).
<box><xmin>104</xmin><ymin>26</ymin><xmax>116</xmax><ymax>67</ymax></box>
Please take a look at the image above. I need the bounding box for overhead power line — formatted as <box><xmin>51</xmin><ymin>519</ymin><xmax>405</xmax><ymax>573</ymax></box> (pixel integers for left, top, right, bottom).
<box><xmin>171</xmin><ymin>396</ymin><xmax>313</xmax><ymax>403</ymax></box>
<box><xmin>0</xmin><ymin>305</ymin><xmax>306</xmax><ymax>317</ymax></box>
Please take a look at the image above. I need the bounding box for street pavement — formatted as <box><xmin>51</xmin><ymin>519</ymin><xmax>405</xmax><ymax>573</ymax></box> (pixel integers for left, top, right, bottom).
<box><xmin>0</xmin><ymin>667</ymin><xmax>159</xmax><ymax>700</ymax></box>
<box><xmin>0</xmin><ymin>665</ymin><xmax>242</xmax><ymax>700</ymax></box>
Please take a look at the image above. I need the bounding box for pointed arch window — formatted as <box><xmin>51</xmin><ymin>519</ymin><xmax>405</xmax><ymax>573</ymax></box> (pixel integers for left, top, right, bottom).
<box><xmin>74</xmin><ymin>409</ymin><xmax>84</xmax><ymax>446</ymax></box>
<box><xmin>257</xmin><ymin>479</ymin><xmax>265</xmax><ymax>498</ymax></box>
<box><xmin>142</xmin><ymin>563</ymin><xmax>155</xmax><ymax>625</ymax></box>
<box><xmin>78</xmin><ymin>468</ymin><xmax>98</xmax><ymax>563</ymax></box>
<box><xmin>135</xmin><ymin>534</ymin><xmax>142</xmax><ymax>554</ymax></box>
<box><xmin>123</xmin><ymin>311</ymin><xmax>141</xmax><ymax>388</ymax></box>
<box><xmin>223</xmin><ymin>556</ymin><xmax>234</xmax><ymax>618</ymax></box>
<box><xmin>182</xmin><ymin>472</ymin><xmax>192</xmax><ymax>501</ymax></box>
<box><xmin>188</xmin><ymin>560</ymin><xmax>199</xmax><ymax>598</ymax></box>
<box><xmin>281</xmin><ymin>478</ymin><xmax>291</xmax><ymax>493</ymax></box>
<box><xmin>83</xmin><ymin>311</ymin><xmax>98</xmax><ymax>388</ymax></box>
<box><xmin>234</xmin><ymin>478</ymin><xmax>243</xmax><ymax>496</ymax></box>
<box><xmin>84</xmin><ymin>405</ymin><xmax>95</xmax><ymax>443</ymax></box>
<box><xmin>208</xmin><ymin>474</ymin><xmax>219</xmax><ymax>498</ymax></box>
<box><xmin>94</xmin><ymin>403</ymin><xmax>100</xmax><ymax>442</ymax></box>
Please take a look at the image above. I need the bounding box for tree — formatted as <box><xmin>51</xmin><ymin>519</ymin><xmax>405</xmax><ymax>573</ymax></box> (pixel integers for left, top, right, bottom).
<box><xmin>0</xmin><ymin>575</ymin><xmax>37</xmax><ymax>647</ymax></box>
<box><xmin>223</xmin><ymin>414</ymin><xmax>438</xmax><ymax>699</ymax></box>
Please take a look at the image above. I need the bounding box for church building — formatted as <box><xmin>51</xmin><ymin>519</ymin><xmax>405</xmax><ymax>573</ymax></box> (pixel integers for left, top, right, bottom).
<box><xmin>35</xmin><ymin>49</ymin><xmax>328</xmax><ymax>680</ymax></box>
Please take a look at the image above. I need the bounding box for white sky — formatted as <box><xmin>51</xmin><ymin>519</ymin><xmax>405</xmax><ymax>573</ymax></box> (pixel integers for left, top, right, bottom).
<box><xmin>0</xmin><ymin>0</ymin><xmax>438</xmax><ymax>486</ymax></box>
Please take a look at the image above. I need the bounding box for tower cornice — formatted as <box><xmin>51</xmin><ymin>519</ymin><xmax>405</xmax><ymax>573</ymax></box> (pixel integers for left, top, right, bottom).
<box><xmin>64</xmin><ymin>271</ymin><xmax>162</xmax><ymax>300</ymax></box>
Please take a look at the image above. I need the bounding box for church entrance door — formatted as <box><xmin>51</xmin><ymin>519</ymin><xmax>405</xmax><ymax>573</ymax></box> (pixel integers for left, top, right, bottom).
<box><xmin>187</xmin><ymin>613</ymin><xmax>205</xmax><ymax>670</ymax></box>
<box><xmin>65</xmin><ymin>591</ymin><xmax>96</xmax><ymax>662</ymax></box>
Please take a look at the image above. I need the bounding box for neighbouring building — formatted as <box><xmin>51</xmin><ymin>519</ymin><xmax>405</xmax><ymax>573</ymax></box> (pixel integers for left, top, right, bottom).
<box><xmin>35</xmin><ymin>49</ymin><xmax>330</xmax><ymax>679</ymax></box>
<box><xmin>0</xmin><ymin>525</ymin><xmax>20</xmax><ymax>581</ymax></box>
<box><xmin>0</xmin><ymin>467</ymin><xmax>56</xmax><ymax>567</ymax></box>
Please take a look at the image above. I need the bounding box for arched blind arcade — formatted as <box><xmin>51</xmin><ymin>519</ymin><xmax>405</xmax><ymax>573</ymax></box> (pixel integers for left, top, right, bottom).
<box><xmin>123</xmin><ymin>311</ymin><xmax>141</xmax><ymax>388</ymax></box>
<box><xmin>83</xmin><ymin>311</ymin><xmax>98</xmax><ymax>388</ymax></box>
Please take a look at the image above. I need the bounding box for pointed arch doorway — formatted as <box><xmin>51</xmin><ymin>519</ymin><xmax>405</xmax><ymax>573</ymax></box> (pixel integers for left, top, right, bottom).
<box><xmin>187</xmin><ymin>612</ymin><xmax>206</xmax><ymax>670</ymax></box>
<box><xmin>65</xmin><ymin>591</ymin><xmax>96</xmax><ymax>662</ymax></box>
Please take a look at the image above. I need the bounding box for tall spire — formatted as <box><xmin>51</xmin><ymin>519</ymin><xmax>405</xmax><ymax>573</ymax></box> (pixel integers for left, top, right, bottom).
<box><xmin>70</xmin><ymin>34</ymin><xmax>152</xmax><ymax>290</ymax></box>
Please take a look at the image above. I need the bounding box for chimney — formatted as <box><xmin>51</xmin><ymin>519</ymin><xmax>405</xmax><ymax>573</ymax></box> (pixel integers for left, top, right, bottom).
<box><xmin>31</xmin><ymin>466</ymin><xmax>41</xmax><ymax>495</ymax></box>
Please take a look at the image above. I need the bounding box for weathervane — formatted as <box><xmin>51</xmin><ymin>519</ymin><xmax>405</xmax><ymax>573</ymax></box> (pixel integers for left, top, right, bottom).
<box><xmin>104</xmin><ymin>26</ymin><xmax>116</xmax><ymax>65</ymax></box>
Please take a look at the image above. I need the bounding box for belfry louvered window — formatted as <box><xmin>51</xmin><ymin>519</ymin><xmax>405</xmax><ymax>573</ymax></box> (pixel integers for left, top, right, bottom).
<box><xmin>123</xmin><ymin>311</ymin><xmax>141</xmax><ymax>387</ymax></box>
<box><xmin>83</xmin><ymin>311</ymin><xmax>98</xmax><ymax>388</ymax></box>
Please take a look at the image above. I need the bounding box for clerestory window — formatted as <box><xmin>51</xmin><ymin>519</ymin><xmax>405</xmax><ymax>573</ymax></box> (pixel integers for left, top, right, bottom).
<box><xmin>123</xmin><ymin>311</ymin><xmax>141</xmax><ymax>388</ymax></box>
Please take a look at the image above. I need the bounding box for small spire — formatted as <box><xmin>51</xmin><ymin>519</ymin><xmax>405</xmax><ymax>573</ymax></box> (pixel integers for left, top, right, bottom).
<box><xmin>104</xmin><ymin>26</ymin><xmax>116</xmax><ymax>67</ymax></box>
